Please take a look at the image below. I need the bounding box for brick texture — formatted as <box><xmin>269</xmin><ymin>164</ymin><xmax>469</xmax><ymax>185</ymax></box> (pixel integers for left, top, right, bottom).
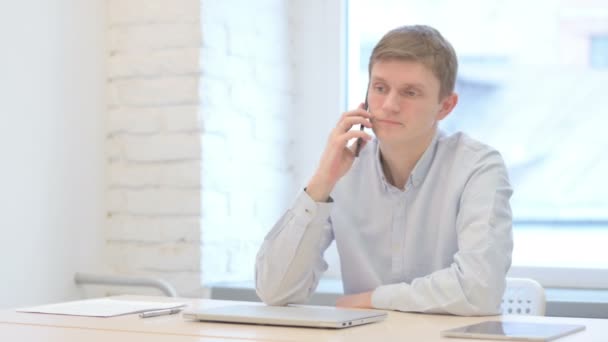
<box><xmin>106</xmin><ymin>0</ymin><xmax>296</xmax><ymax>297</ymax></box>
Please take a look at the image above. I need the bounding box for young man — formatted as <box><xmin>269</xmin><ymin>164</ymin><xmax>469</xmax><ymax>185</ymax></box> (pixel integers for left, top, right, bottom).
<box><xmin>255</xmin><ymin>25</ymin><xmax>513</xmax><ymax>316</ymax></box>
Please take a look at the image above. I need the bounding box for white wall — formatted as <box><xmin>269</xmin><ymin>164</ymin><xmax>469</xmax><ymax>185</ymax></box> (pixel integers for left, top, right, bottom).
<box><xmin>0</xmin><ymin>0</ymin><xmax>347</xmax><ymax>307</ymax></box>
<box><xmin>103</xmin><ymin>0</ymin><xmax>347</xmax><ymax>292</ymax></box>
<box><xmin>105</xmin><ymin>0</ymin><xmax>204</xmax><ymax>297</ymax></box>
<box><xmin>288</xmin><ymin>0</ymin><xmax>346</xmax><ymax>279</ymax></box>
<box><xmin>200</xmin><ymin>0</ymin><xmax>347</xmax><ymax>284</ymax></box>
<box><xmin>199</xmin><ymin>0</ymin><xmax>297</xmax><ymax>286</ymax></box>
<box><xmin>0</xmin><ymin>1</ymin><xmax>106</xmax><ymax>308</ymax></box>
<box><xmin>289</xmin><ymin>0</ymin><xmax>346</xmax><ymax>185</ymax></box>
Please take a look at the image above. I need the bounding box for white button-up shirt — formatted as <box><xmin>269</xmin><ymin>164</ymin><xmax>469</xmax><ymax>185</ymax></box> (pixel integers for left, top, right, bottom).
<box><xmin>255</xmin><ymin>130</ymin><xmax>513</xmax><ymax>316</ymax></box>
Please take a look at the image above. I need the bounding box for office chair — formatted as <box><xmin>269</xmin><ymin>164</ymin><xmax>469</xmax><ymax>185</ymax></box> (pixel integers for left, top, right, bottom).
<box><xmin>501</xmin><ymin>277</ymin><xmax>546</xmax><ymax>316</ymax></box>
<box><xmin>74</xmin><ymin>272</ymin><xmax>178</xmax><ymax>297</ymax></box>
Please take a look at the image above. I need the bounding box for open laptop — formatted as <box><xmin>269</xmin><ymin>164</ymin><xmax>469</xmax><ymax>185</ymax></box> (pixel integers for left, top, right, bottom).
<box><xmin>183</xmin><ymin>304</ymin><xmax>387</xmax><ymax>329</ymax></box>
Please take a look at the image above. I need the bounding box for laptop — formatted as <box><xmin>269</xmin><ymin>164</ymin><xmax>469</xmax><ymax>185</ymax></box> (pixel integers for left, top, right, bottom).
<box><xmin>183</xmin><ymin>304</ymin><xmax>387</xmax><ymax>329</ymax></box>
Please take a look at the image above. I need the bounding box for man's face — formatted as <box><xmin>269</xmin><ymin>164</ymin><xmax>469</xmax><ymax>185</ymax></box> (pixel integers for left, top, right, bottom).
<box><xmin>367</xmin><ymin>59</ymin><xmax>456</xmax><ymax>147</ymax></box>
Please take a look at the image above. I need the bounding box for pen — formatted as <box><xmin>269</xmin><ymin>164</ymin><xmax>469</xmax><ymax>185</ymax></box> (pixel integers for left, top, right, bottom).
<box><xmin>139</xmin><ymin>307</ymin><xmax>182</xmax><ymax>318</ymax></box>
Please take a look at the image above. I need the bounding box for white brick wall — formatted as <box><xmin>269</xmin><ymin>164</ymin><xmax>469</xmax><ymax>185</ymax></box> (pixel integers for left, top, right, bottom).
<box><xmin>199</xmin><ymin>0</ymin><xmax>295</xmax><ymax>285</ymax></box>
<box><xmin>106</xmin><ymin>0</ymin><xmax>297</xmax><ymax>297</ymax></box>
<box><xmin>108</xmin><ymin>0</ymin><xmax>200</xmax><ymax>25</ymax></box>
<box><xmin>106</xmin><ymin>0</ymin><xmax>204</xmax><ymax>297</ymax></box>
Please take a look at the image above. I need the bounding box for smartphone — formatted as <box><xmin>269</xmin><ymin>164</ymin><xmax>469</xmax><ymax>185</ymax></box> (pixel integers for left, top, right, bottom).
<box><xmin>354</xmin><ymin>96</ymin><xmax>368</xmax><ymax>157</ymax></box>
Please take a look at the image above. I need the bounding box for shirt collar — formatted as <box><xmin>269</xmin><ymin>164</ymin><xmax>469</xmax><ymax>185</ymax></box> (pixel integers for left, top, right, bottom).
<box><xmin>374</xmin><ymin>129</ymin><xmax>442</xmax><ymax>191</ymax></box>
<box><xmin>410</xmin><ymin>129</ymin><xmax>442</xmax><ymax>188</ymax></box>
<box><xmin>373</xmin><ymin>141</ymin><xmax>390</xmax><ymax>192</ymax></box>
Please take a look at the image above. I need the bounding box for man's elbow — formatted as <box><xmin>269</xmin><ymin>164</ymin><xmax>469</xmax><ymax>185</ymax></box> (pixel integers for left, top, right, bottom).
<box><xmin>255</xmin><ymin>286</ymin><xmax>289</xmax><ymax>306</ymax></box>
<box><xmin>254</xmin><ymin>273</ymin><xmax>293</xmax><ymax>306</ymax></box>
<box><xmin>255</xmin><ymin>277</ymin><xmax>311</xmax><ymax>307</ymax></box>
<box><xmin>470</xmin><ymin>297</ymin><xmax>502</xmax><ymax>316</ymax></box>
<box><xmin>463</xmin><ymin>283</ymin><xmax>504</xmax><ymax>316</ymax></box>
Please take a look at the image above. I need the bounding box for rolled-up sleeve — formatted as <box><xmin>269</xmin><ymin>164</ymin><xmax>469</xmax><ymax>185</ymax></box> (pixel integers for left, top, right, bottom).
<box><xmin>255</xmin><ymin>191</ymin><xmax>335</xmax><ymax>306</ymax></box>
<box><xmin>372</xmin><ymin>150</ymin><xmax>513</xmax><ymax>316</ymax></box>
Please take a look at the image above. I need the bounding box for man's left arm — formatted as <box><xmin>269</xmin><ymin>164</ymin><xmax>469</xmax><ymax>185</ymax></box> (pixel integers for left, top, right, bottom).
<box><xmin>338</xmin><ymin>150</ymin><xmax>514</xmax><ymax>316</ymax></box>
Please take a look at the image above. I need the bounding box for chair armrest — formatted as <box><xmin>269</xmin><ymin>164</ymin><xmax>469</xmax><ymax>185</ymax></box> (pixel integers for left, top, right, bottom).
<box><xmin>74</xmin><ymin>272</ymin><xmax>177</xmax><ymax>297</ymax></box>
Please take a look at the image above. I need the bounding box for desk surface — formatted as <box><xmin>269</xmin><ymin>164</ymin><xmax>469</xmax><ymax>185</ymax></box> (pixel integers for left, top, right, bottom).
<box><xmin>0</xmin><ymin>322</ymin><xmax>242</xmax><ymax>342</ymax></box>
<box><xmin>1</xmin><ymin>295</ymin><xmax>607</xmax><ymax>342</ymax></box>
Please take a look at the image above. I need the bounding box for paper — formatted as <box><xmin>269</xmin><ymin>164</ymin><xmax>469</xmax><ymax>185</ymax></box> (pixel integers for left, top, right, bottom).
<box><xmin>17</xmin><ymin>298</ymin><xmax>186</xmax><ymax>317</ymax></box>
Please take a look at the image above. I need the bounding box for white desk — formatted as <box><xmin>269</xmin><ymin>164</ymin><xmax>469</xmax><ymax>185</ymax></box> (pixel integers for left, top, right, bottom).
<box><xmin>1</xmin><ymin>295</ymin><xmax>606</xmax><ymax>341</ymax></box>
<box><xmin>0</xmin><ymin>322</ymin><xmax>241</xmax><ymax>341</ymax></box>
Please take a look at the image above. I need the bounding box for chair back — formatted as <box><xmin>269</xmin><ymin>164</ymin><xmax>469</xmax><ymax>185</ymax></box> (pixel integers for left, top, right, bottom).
<box><xmin>501</xmin><ymin>277</ymin><xmax>546</xmax><ymax>316</ymax></box>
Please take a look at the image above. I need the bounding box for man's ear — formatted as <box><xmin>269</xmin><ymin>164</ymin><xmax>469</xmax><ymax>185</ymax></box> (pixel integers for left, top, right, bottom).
<box><xmin>437</xmin><ymin>93</ymin><xmax>458</xmax><ymax>120</ymax></box>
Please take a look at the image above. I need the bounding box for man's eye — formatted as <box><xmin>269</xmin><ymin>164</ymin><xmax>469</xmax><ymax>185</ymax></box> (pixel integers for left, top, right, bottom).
<box><xmin>403</xmin><ymin>90</ymin><xmax>418</xmax><ymax>97</ymax></box>
<box><xmin>373</xmin><ymin>85</ymin><xmax>386</xmax><ymax>93</ymax></box>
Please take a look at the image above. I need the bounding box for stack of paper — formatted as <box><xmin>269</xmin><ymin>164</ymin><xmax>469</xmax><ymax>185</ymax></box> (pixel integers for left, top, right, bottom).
<box><xmin>17</xmin><ymin>298</ymin><xmax>186</xmax><ymax>317</ymax></box>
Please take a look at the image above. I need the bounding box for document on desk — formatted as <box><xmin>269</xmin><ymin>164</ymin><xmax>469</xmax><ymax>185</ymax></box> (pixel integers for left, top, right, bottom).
<box><xmin>17</xmin><ymin>298</ymin><xmax>186</xmax><ymax>317</ymax></box>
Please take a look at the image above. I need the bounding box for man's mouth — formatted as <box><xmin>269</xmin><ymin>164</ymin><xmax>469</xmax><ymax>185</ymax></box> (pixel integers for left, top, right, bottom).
<box><xmin>372</xmin><ymin>118</ymin><xmax>404</xmax><ymax>126</ymax></box>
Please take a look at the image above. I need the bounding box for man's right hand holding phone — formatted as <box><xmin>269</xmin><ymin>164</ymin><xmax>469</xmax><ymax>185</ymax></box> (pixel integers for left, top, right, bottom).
<box><xmin>305</xmin><ymin>104</ymin><xmax>373</xmax><ymax>202</ymax></box>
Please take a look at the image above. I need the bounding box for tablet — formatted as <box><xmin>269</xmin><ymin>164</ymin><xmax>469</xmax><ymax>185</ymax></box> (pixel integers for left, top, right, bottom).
<box><xmin>441</xmin><ymin>321</ymin><xmax>585</xmax><ymax>341</ymax></box>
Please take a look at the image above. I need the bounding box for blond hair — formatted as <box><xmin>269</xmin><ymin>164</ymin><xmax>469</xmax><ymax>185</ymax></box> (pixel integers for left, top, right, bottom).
<box><xmin>368</xmin><ymin>25</ymin><xmax>458</xmax><ymax>99</ymax></box>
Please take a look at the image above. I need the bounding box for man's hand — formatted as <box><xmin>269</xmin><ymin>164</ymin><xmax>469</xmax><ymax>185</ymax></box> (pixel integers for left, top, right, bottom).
<box><xmin>306</xmin><ymin>104</ymin><xmax>373</xmax><ymax>202</ymax></box>
<box><xmin>335</xmin><ymin>291</ymin><xmax>373</xmax><ymax>309</ymax></box>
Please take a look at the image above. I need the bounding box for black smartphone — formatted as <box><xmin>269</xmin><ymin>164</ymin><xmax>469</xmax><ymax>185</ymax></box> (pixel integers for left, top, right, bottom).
<box><xmin>354</xmin><ymin>94</ymin><xmax>368</xmax><ymax>157</ymax></box>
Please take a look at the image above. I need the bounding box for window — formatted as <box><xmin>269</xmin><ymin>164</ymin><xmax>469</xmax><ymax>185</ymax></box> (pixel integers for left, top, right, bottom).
<box><xmin>346</xmin><ymin>0</ymin><xmax>608</xmax><ymax>288</ymax></box>
<box><xmin>590</xmin><ymin>35</ymin><xmax>608</xmax><ymax>68</ymax></box>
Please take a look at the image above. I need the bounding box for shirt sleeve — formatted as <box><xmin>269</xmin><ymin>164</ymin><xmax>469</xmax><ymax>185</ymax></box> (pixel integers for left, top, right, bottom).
<box><xmin>255</xmin><ymin>190</ymin><xmax>335</xmax><ymax>306</ymax></box>
<box><xmin>371</xmin><ymin>149</ymin><xmax>514</xmax><ymax>316</ymax></box>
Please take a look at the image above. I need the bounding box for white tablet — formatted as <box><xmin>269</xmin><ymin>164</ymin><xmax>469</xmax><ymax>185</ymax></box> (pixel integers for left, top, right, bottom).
<box><xmin>441</xmin><ymin>321</ymin><xmax>585</xmax><ymax>341</ymax></box>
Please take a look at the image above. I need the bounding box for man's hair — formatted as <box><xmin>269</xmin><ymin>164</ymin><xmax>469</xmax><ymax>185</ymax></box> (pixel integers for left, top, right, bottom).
<box><xmin>368</xmin><ymin>25</ymin><xmax>458</xmax><ymax>99</ymax></box>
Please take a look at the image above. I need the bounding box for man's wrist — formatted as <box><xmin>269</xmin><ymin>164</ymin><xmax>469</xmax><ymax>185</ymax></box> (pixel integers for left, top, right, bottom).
<box><xmin>305</xmin><ymin>176</ymin><xmax>334</xmax><ymax>202</ymax></box>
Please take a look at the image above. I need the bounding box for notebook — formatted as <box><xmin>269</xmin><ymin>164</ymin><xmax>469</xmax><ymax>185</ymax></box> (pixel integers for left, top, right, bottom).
<box><xmin>183</xmin><ymin>304</ymin><xmax>387</xmax><ymax>329</ymax></box>
<box><xmin>441</xmin><ymin>321</ymin><xmax>586</xmax><ymax>341</ymax></box>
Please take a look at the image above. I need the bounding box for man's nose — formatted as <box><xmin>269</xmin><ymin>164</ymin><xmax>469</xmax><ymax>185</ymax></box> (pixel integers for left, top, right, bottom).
<box><xmin>381</xmin><ymin>91</ymin><xmax>400</xmax><ymax>114</ymax></box>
